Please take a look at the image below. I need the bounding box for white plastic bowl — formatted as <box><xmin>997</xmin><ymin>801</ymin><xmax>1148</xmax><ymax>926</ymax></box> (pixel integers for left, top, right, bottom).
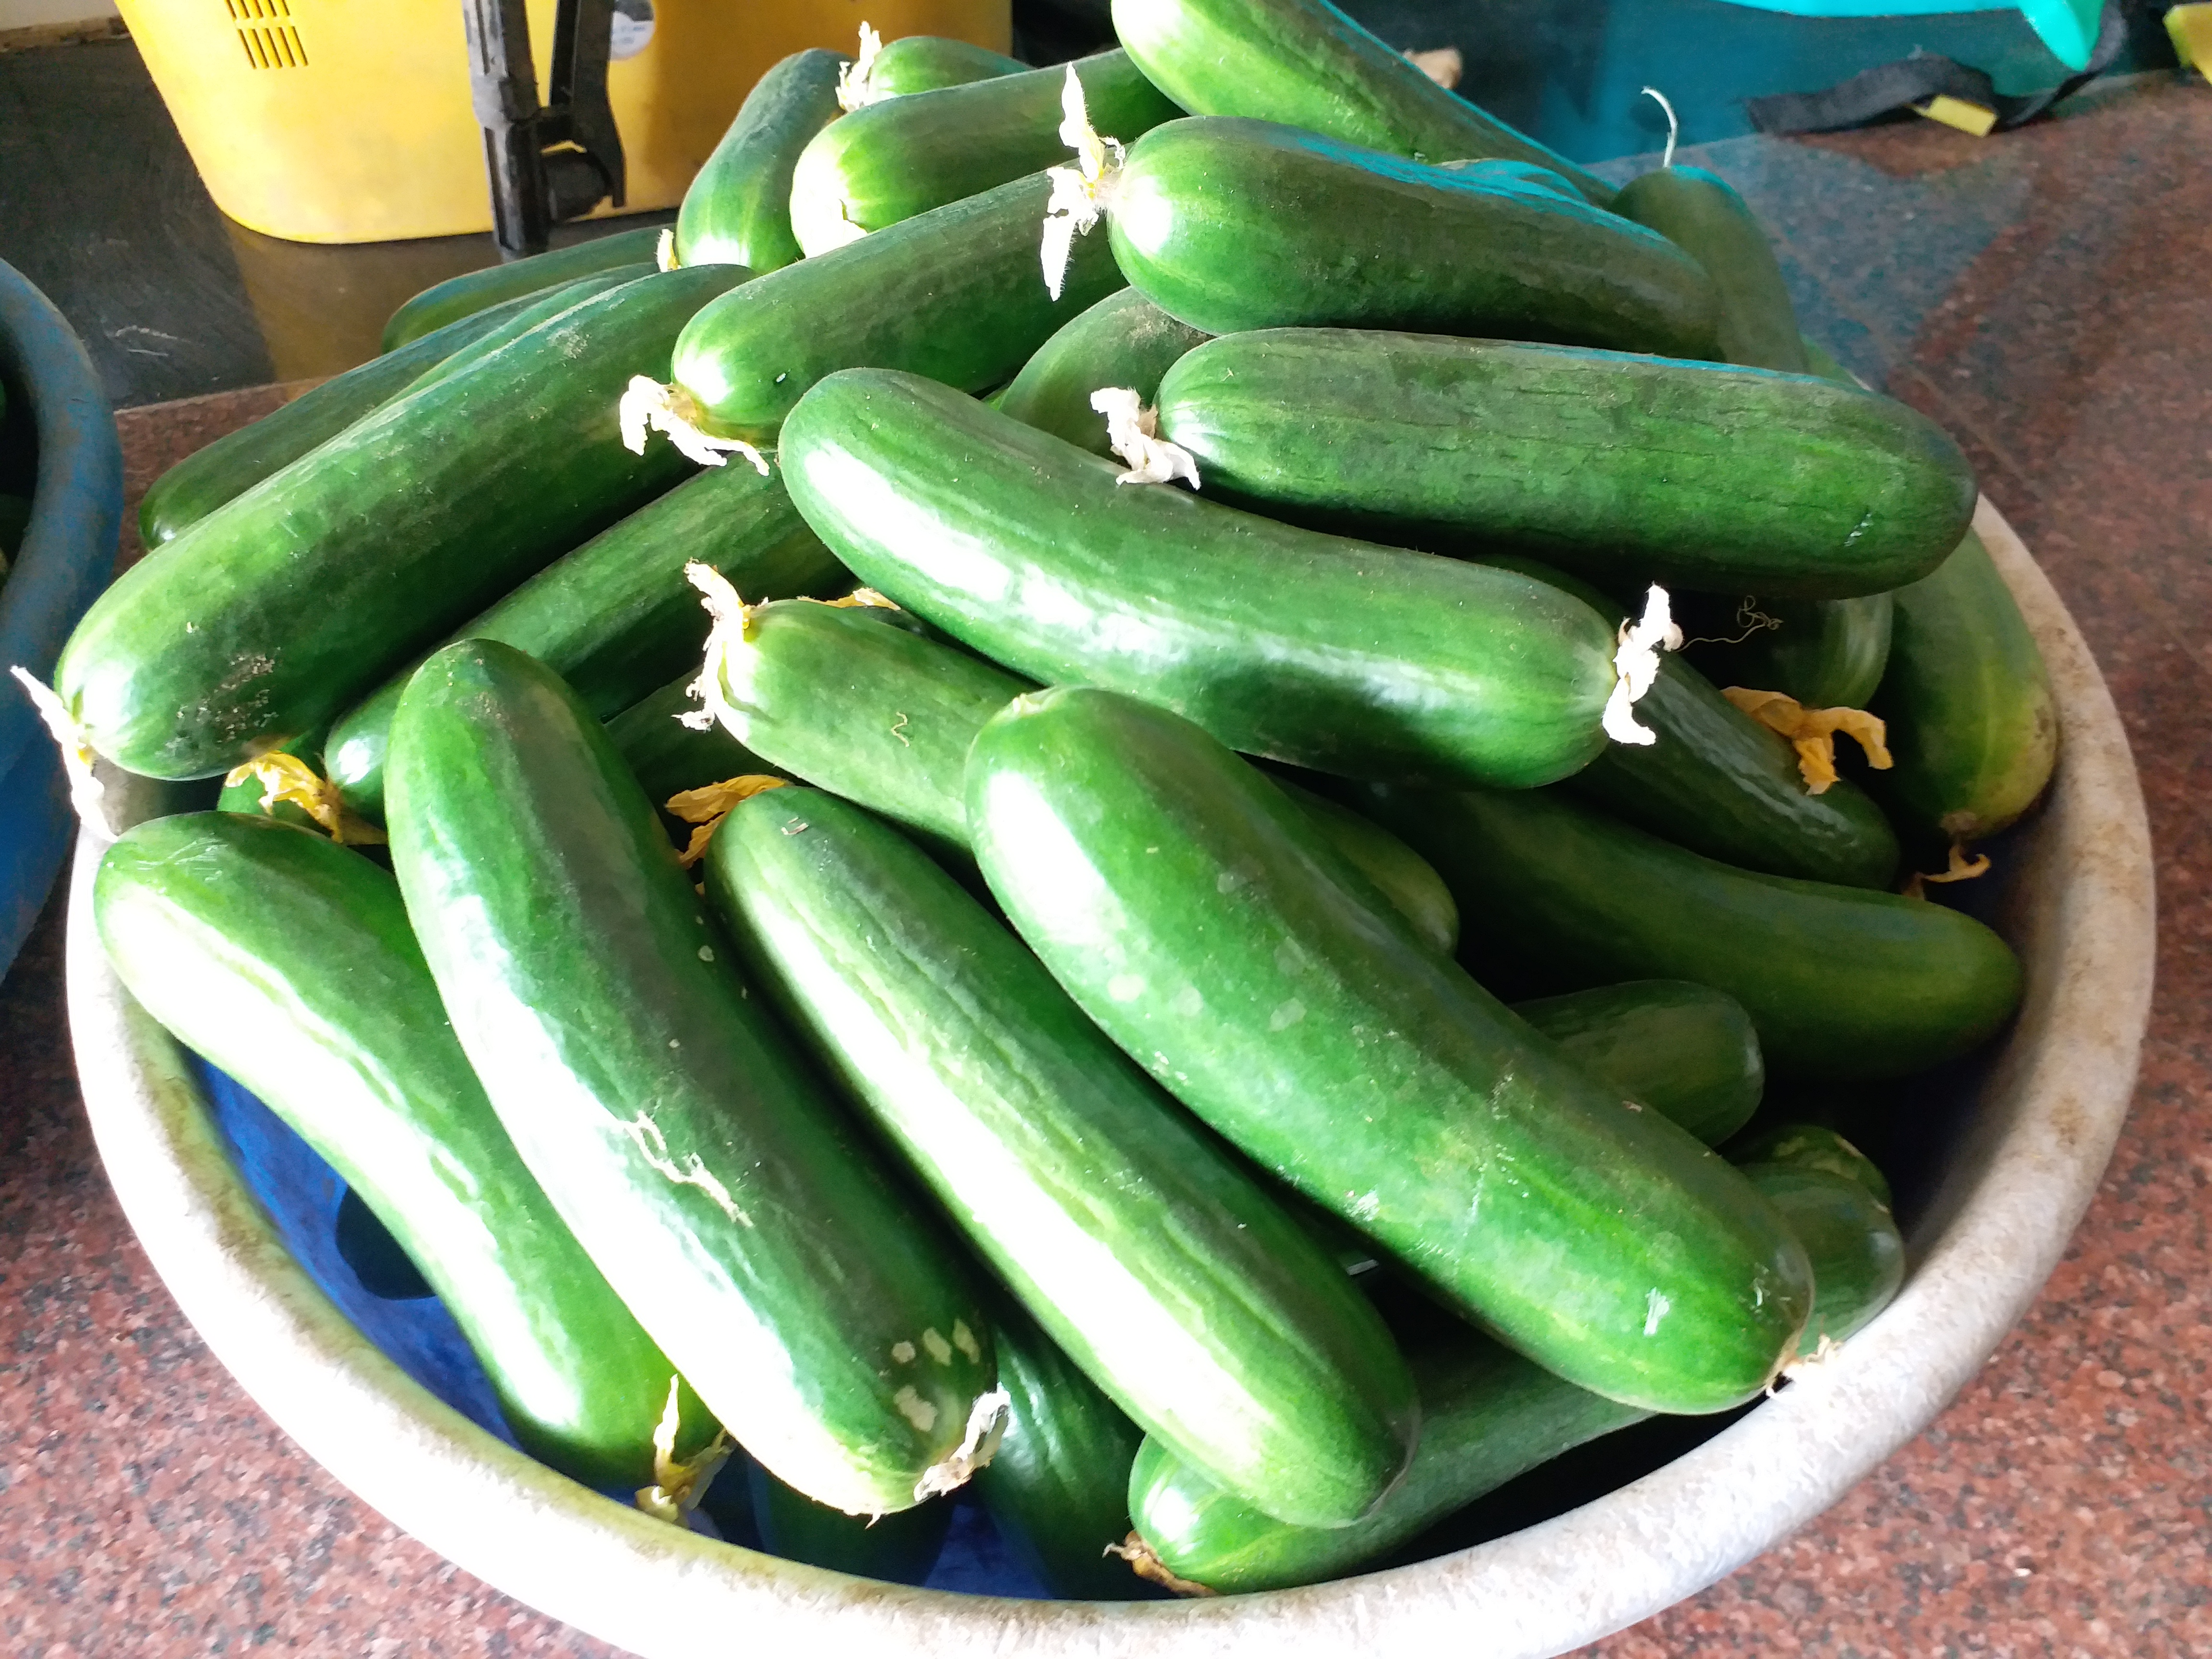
<box><xmin>66</xmin><ymin>497</ymin><xmax>2152</xmax><ymax>1657</ymax></box>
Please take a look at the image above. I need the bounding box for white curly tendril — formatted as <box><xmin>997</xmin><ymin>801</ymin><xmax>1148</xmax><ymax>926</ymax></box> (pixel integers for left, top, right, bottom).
<box><xmin>1089</xmin><ymin>387</ymin><xmax>1201</xmax><ymax>488</ymax></box>
<box><xmin>1040</xmin><ymin>64</ymin><xmax>1124</xmax><ymax>300</ymax></box>
<box><xmin>619</xmin><ymin>376</ymin><xmax>769</xmax><ymax>474</ymax></box>
<box><xmin>1601</xmin><ymin>584</ymin><xmax>1683</xmax><ymax>745</ymax></box>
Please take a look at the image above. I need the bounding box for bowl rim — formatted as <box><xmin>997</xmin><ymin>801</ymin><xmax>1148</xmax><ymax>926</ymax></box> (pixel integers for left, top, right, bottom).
<box><xmin>64</xmin><ymin>496</ymin><xmax>2154</xmax><ymax>1658</ymax></box>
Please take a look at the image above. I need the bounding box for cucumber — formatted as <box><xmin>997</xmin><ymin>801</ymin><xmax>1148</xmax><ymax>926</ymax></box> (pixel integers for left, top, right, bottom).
<box><xmin>92</xmin><ymin>811</ymin><xmax>717</xmax><ymax>1489</ymax></box>
<box><xmin>380</xmin><ymin>225</ymin><xmax>667</xmax><ymax>350</ymax></box>
<box><xmin>1685</xmin><ymin>591</ymin><xmax>1896</xmax><ymax>711</ymax></box>
<box><xmin>1125</xmin><ymin>1146</ymin><xmax>1902</xmax><ymax>1595</ymax></box>
<box><xmin>1274</xmin><ymin>778</ymin><xmax>1457</xmax><ymax>957</ymax></box>
<box><xmin>660</xmin><ymin>172</ymin><xmax>1124</xmax><ymax>447</ymax></box>
<box><xmin>1361</xmin><ymin>782</ymin><xmax>2022</xmax><ymax>1080</ymax></box>
<box><xmin>385</xmin><ymin>639</ymin><xmax>998</xmax><ymax>1515</ymax></box>
<box><xmin>778</xmin><ymin>369</ymin><xmax>1619</xmax><ymax>791</ymax></box>
<box><xmin>1613</xmin><ymin>165</ymin><xmax>1808</xmax><ymax>373</ymax></box>
<box><xmin>748</xmin><ymin>1464</ymin><xmax>952</xmax><ymax>1584</ymax></box>
<box><xmin>1109</xmin><ymin>120</ymin><xmax>1716</xmax><ymax>357</ymax></box>
<box><xmin>972</xmin><ymin>1292</ymin><xmax>1152</xmax><ymax>1599</ymax></box>
<box><xmin>136</xmin><ymin>292</ymin><xmax>544</xmax><ymax>550</ymax></box>
<box><xmin>406</xmin><ymin>266</ymin><xmax>655</xmax><ymax>391</ymax></box>
<box><xmin>1153</xmin><ymin>328</ymin><xmax>1975</xmax><ymax>599</ymax></box>
<box><xmin>324</xmin><ymin>457</ymin><xmax>843</xmax><ymax>820</ymax></box>
<box><xmin>1110</xmin><ymin>0</ymin><xmax>1613</xmax><ymax>203</ymax></box>
<box><xmin>606</xmin><ymin>673</ymin><xmax>783</xmax><ymax>817</ymax></box>
<box><xmin>790</xmin><ymin>51</ymin><xmax>1179</xmax><ymax>255</ymax></box>
<box><xmin>968</xmin><ymin>687</ymin><xmax>1812</xmax><ymax>1413</ymax></box>
<box><xmin>1438</xmin><ymin>156</ymin><xmax>1582</xmax><ymax>202</ymax></box>
<box><xmin>58</xmin><ymin>264</ymin><xmax>750</xmax><ymax>781</ymax></box>
<box><xmin>1513</xmin><ymin>980</ymin><xmax>1764</xmax><ymax>1148</ymax></box>
<box><xmin>695</xmin><ymin>598</ymin><xmax>1456</xmax><ymax>946</ymax></box>
<box><xmin>1733</xmin><ymin>1122</ymin><xmax>1894</xmax><ymax>1212</ymax></box>
<box><xmin>863</xmin><ymin>34</ymin><xmax>1027</xmax><ymax>97</ymax></box>
<box><xmin>1870</xmin><ymin>527</ymin><xmax>2057</xmax><ymax>842</ymax></box>
<box><xmin>996</xmin><ymin>287</ymin><xmax>1210</xmax><ymax>457</ymax></box>
<box><xmin>674</xmin><ymin>49</ymin><xmax>847</xmax><ymax>274</ymax></box>
<box><xmin>704</xmin><ymin>783</ymin><xmax>1417</xmax><ymax>1526</ymax></box>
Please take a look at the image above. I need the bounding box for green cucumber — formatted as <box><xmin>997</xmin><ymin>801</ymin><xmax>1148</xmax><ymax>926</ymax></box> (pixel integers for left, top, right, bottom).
<box><xmin>862</xmin><ymin>34</ymin><xmax>1027</xmax><ymax>97</ymax></box>
<box><xmin>1362</xmin><ymin>782</ymin><xmax>2022</xmax><ymax>1079</ymax></box>
<box><xmin>93</xmin><ymin>812</ymin><xmax>716</xmax><ymax>1489</ymax></box>
<box><xmin>778</xmin><ymin>369</ymin><xmax>1619</xmax><ymax>791</ymax></box>
<box><xmin>1870</xmin><ymin>527</ymin><xmax>2057</xmax><ymax>843</ymax></box>
<box><xmin>386</xmin><ymin>640</ymin><xmax>997</xmax><ymax>1515</ymax></box>
<box><xmin>1686</xmin><ymin>591</ymin><xmax>1896</xmax><ymax>711</ymax></box>
<box><xmin>996</xmin><ymin>287</ymin><xmax>1210</xmax><ymax>456</ymax></box>
<box><xmin>1126</xmin><ymin>1147</ymin><xmax>1902</xmax><ymax>1594</ymax></box>
<box><xmin>790</xmin><ymin>51</ymin><xmax>1179</xmax><ymax>255</ymax></box>
<box><xmin>136</xmin><ymin>292</ymin><xmax>545</xmax><ymax>550</ymax></box>
<box><xmin>674</xmin><ymin>49</ymin><xmax>847</xmax><ymax>274</ymax></box>
<box><xmin>972</xmin><ymin>1292</ymin><xmax>1152</xmax><ymax>1599</ymax></box>
<box><xmin>748</xmin><ymin>1464</ymin><xmax>952</xmax><ymax>1584</ymax></box>
<box><xmin>704</xmin><ymin>783</ymin><xmax>1417</xmax><ymax>1526</ymax></box>
<box><xmin>1438</xmin><ymin>156</ymin><xmax>1583</xmax><ymax>202</ymax></box>
<box><xmin>324</xmin><ymin>457</ymin><xmax>843</xmax><ymax>820</ymax></box>
<box><xmin>1110</xmin><ymin>0</ymin><xmax>1613</xmax><ymax>202</ymax></box>
<box><xmin>1108</xmin><ymin>120</ymin><xmax>1715</xmax><ymax>356</ymax></box>
<box><xmin>968</xmin><ymin>687</ymin><xmax>1812</xmax><ymax>1413</ymax></box>
<box><xmin>1153</xmin><ymin>327</ymin><xmax>1975</xmax><ymax>599</ymax></box>
<box><xmin>1732</xmin><ymin>1122</ymin><xmax>1893</xmax><ymax>1212</ymax></box>
<box><xmin>661</xmin><ymin>172</ymin><xmax>1124</xmax><ymax>446</ymax></box>
<box><xmin>1273</xmin><ymin>778</ymin><xmax>1457</xmax><ymax>957</ymax></box>
<box><xmin>57</xmin><ymin>264</ymin><xmax>747</xmax><ymax>781</ymax></box>
<box><xmin>606</xmin><ymin>673</ymin><xmax>783</xmax><ymax>817</ymax></box>
<box><xmin>1613</xmin><ymin>165</ymin><xmax>1808</xmax><ymax>373</ymax></box>
<box><xmin>380</xmin><ymin>225</ymin><xmax>667</xmax><ymax>351</ymax></box>
<box><xmin>1513</xmin><ymin>980</ymin><xmax>1764</xmax><ymax>1148</ymax></box>
<box><xmin>406</xmin><ymin>266</ymin><xmax>655</xmax><ymax>391</ymax></box>
<box><xmin>695</xmin><ymin>599</ymin><xmax>1456</xmax><ymax>945</ymax></box>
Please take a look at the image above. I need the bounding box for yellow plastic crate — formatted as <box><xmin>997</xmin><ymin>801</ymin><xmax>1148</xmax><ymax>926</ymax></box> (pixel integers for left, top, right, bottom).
<box><xmin>117</xmin><ymin>0</ymin><xmax>1013</xmax><ymax>244</ymax></box>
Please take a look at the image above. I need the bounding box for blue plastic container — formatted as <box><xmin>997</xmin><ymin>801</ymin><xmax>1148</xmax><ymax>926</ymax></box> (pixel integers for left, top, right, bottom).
<box><xmin>1713</xmin><ymin>0</ymin><xmax>2101</xmax><ymax>69</ymax></box>
<box><xmin>0</xmin><ymin>258</ymin><xmax>123</xmax><ymax>979</ymax></box>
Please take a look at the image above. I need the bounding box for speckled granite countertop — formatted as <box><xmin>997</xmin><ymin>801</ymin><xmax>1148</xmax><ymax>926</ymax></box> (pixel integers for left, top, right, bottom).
<box><xmin>4</xmin><ymin>71</ymin><xmax>2208</xmax><ymax>1659</ymax></box>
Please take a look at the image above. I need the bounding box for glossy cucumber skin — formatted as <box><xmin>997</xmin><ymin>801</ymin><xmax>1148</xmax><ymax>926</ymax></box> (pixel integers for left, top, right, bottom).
<box><xmin>1110</xmin><ymin>0</ymin><xmax>1613</xmax><ymax>202</ymax></box>
<box><xmin>865</xmin><ymin>35</ymin><xmax>1027</xmax><ymax>96</ymax></box>
<box><xmin>1734</xmin><ymin>1122</ymin><xmax>1893</xmax><ymax>1212</ymax></box>
<box><xmin>1127</xmin><ymin>1144</ymin><xmax>1904</xmax><ymax>1593</ymax></box>
<box><xmin>385</xmin><ymin>640</ymin><xmax>995</xmax><ymax>1515</ymax></box>
<box><xmin>705</xmin><ymin>785</ymin><xmax>1417</xmax><ymax>1527</ymax></box>
<box><xmin>1513</xmin><ymin>980</ymin><xmax>1764</xmax><ymax>1148</ymax></box>
<box><xmin>607</xmin><ymin>673</ymin><xmax>784</xmax><ymax>814</ymax></box>
<box><xmin>92</xmin><ymin>812</ymin><xmax>714</xmax><ymax>1489</ymax></box>
<box><xmin>1364</xmin><ymin>783</ymin><xmax>2023</xmax><ymax>1080</ymax></box>
<box><xmin>790</xmin><ymin>51</ymin><xmax>1179</xmax><ymax>253</ymax></box>
<box><xmin>779</xmin><ymin>369</ymin><xmax>1618</xmax><ymax>791</ymax></box>
<box><xmin>997</xmin><ymin>288</ymin><xmax>1211</xmax><ymax>457</ymax></box>
<box><xmin>1612</xmin><ymin>166</ymin><xmax>1808</xmax><ymax>373</ymax></box>
<box><xmin>325</xmin><ymin>459</ymin><xmax>844</xmax><ymax>820</ymax></box>
<box><xmin>407</xmin><ymin>266</ymin><xmax>655</xmax><ymax>391</ymax></box>
<box><xmin>1154</xmin><ymin>328</ymin><xmax>1975</xmax><ymax>599</ymax></box>
<box><xmin>1871</xmin><ymin>528</ymin><xmax>2057</xmax><ymax>842</ymax></box>
<box><xmin>968</xmin><ymin>688</ymin><xmax>1813</xmax><ymax>1414</ymax></box>
<box><xmin>1110</xmin><ymin>120</ymin><xmax>1716</xmax><ymax>357</ymax></box>
<box><xmin>702</xmin><ymin>601</ymin><xmax>1027</xmax><ymax>852</ymax></box>
<box><xmin>59</xmin><ymin>264</ymin><xmax>749</xmax><ymax>781</ymax></box>
<box><xmin>972</xmin><ymin>1293</ymin><xmax>1153</xmax><ymax>1599</ymax></box>
<box><xmin>1274</xmin><ymin>778</ymin><xmax>1457</xmax><ymax>957</ymax></box>
<box><xmin>671</xmin><ymin>172</ymin><xmax>1125</xmax><ymax>444</ymax></box>
<box><xmin>1689</xmin><ymin>591</ymin><xmax>1895</xmax><ymax>711</ymax></box>
<box><xmin>136</xmin><ymin>293</ymin><xmax>541</xmax><ymax>550</ymax></box>
<box><xmin>747</xmin><ymin>1464</ymin><xmax>951</xmax><ymax>1584</ymax></box>
<box><xmin>380</xmin><ymin>225</ymin><xmax>667</xmax><ymax>350</ymax></box>
<box><xmin>675</xmin><ymin>49</ymin><xmax>847</xmax><ymax>273</ymax></box>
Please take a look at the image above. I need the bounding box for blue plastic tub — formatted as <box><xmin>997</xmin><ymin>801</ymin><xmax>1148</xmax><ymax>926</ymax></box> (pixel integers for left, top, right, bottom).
<box><xmin>0</xmin><ymin>258</ymin><xmax>123</xmax><ymax>979</ymax></box>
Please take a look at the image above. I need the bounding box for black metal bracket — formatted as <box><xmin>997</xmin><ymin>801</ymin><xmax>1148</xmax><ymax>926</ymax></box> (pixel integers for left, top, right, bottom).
<box><xmin>462</xmin><ymin>0</ymin><xmax>626</xmax><ymax>260</ymax></box>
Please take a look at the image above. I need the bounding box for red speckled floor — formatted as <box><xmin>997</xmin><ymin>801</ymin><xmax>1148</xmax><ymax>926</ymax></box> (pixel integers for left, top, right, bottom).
<box><xmin>3</xmin><ymin>68</ymin><xmax>2209</xmax><ymax>1659</ymax></box>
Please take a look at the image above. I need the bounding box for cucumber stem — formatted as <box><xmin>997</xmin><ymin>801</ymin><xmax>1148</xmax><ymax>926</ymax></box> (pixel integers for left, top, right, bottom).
<box><xmin>1041</xmin><ymin>65</ymin><xmax>1126</xmax><ymax>300</ymax></box>
<box><xmin>1090</xmin><ymin>386</ymin><xmax>1202</xmax><ymax>488</ymax></box>
<box><xmin>10</xmin><ymin>666</ymin><xmax>106</xmax><ymax>820</ymax></box>
<box><xmin>912</xmin><ymin>1386</ymin><xmax>1012</xmax><ymax>1503</ymax></box>
<box><xmin>1105</xmin><ymin>1531</ymin><xmax>1217</xmax><ymax>1598</ymax></box>
<box><xmin>618</xmin><ymin>376</ymin><xmax>769</xmax><ymax>473</ymax></box>
<box><xmin>1641</xmin><ymin>85</ymin><xmax>1680</xmax><ymax>169</ymax></box>
<box><xmin>1601</xmin><ymin>585</ymin><xmax>1683</xmax><ymax>745</ymax></box>
<box><xmin>836</xmin><ymin>22</ymin><xmax>886</xmax><ymax>112</ymax></box>
<box><xmin>633</xmin><ymin>1376</ymin><xmax>734</xmax><ymax>1525</ymax></box>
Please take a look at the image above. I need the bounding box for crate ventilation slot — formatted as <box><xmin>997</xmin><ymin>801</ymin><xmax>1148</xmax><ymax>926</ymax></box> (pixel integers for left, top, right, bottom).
<box><xmin>225</xmin><ymin>0</ymin><xmax>306</xmax><ymax>69</ymax></box>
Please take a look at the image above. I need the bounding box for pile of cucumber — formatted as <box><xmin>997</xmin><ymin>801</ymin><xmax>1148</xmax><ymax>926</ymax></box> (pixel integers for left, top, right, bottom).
<box><xmin>59</xmin><ymin>0</ymin><xmax>2058</xmax><ymax>1602</ymax></box>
